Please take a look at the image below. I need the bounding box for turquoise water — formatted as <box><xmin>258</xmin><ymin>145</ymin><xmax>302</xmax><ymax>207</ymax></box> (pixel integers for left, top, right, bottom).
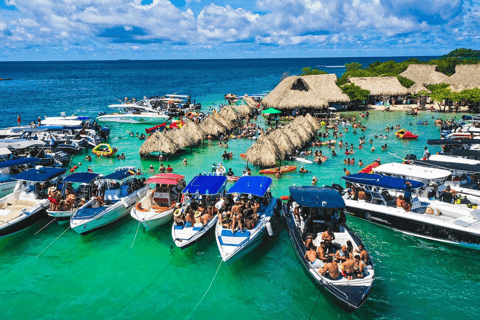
<box><xmin>0</xmin><ymin>59</ymin><xmax>478</xmax><ymax>319</ymax></box>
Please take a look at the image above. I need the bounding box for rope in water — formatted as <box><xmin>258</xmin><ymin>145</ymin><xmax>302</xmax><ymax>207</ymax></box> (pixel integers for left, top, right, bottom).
<box><xmin>128</xmin><ymin>221</ymin><xmax>141</xmax><ymax>251</ymax></box>
<box><xmin>308</xmin><ymin>295</ymin><xmax>321</xmax><ymax>320</ymax></box>
<box><xmin>193</xmin><ymin>259</ymin><xmax>223</xmax><ymax>311</ymax></box>
<box><xmin>36</xmin><ymin>226</ymin><xmax>70</xmax><ymax>258</ymax></box>
<box><xmin>34</xmin><ymin>218</ymin><xmax>56</xmax><ymax>235</ymax></box>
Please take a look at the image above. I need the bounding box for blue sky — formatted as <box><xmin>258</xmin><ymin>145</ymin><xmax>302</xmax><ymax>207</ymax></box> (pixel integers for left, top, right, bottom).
<box><xmin>0</xmin><ymin>0</ymin><xmax>478</xmax><ymax>61</ymax></box>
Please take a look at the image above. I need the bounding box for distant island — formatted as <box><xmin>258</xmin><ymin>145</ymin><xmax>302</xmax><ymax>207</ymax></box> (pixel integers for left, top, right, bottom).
<box><xmin>443</xmin><ymin>48</ymin><xmax>480</xmax><ymax>59</ymax></box>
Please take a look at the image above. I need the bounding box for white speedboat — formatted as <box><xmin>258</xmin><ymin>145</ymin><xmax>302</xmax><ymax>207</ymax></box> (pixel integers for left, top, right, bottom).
<box><xmin>342</xmin><ymin>173</ymin><xmax>480</xmax><ymax>250</ymax></box>
<box><xmin>215</xmin><ymin>176</ymin><xmax>280</xmax><ymax>263</ymax></box>
<box><xmin>0</xmin><ymin>157</ymin><xmax>40</xmax><ymax>199</ymax></box>
<box><xmin>131</xmin><ymin>173</ymin><xmax>186</xmax><ymax>230</ymax></box>
<box><xmin>70</xmin><ymin>168</ymin><xmax>149</xmax><ymax>234</ymax></box>
<box><xmin>0</xmin><ymin>166</ymin><xmax>66</xmax><ymax>238</ymax></box>
<box><xmin>97</xmin><ymin>99</ymin><xmax>171</xmax><ymax>124</ymax></box>
<box><xmin>172</xmin><ymin>175</ymin><xmax>227</xmax><ymax>249</ymax></box>
<box><xmin>47</xmin><ymin>172</ymin><xmax>100</xmax><ymax>223</ymax></box>
<box><xmin>283</xmin><ymin>186</ymin><xmax>375</xmax><ymax>312</ymax></box>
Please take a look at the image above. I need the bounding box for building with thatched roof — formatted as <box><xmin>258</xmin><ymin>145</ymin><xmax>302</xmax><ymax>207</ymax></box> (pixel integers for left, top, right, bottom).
<box><xmin>244</xmin><ymin>142</ymin><xmax>277</xmax><ymax>167</ymax></box>
<box><xmin>261</xmin><ymin>74</ymin><xmax>350</xmax><ymax>110</ymax></box>
<box><xmin>212</xmin><ymin>113</ymin><xmax>234</xmax><ymax>130</ymax></box>
<box><xmin>348</xmin><ymin>77</ymin><xmax>408</xmax><ymax>96</ymax></box>
<box><xmin>243</xmin><ymin>95</ymin><xmax>259</xmax><ymax>109</ymax></box>
<box><xmin>199</xmin><ymin>115</ymin><xmax>228</xmax><ymax>136</ymax></box>
<box><xmin>400</xmin><ymin>64</ymin><xmax>449</xmax><ymax>85</ymax></box>
<box><xmin>407</xmin><ymin>82</ymin><xmax>431</xmax><ymax>94</ymax></box>
<box><xmin>449</xmin><ymin>84</ymin><xmax>480</xmax><ymax>92</ymax></box>
<box><xmin>139</xmin><ymin>131</ymin><xmax>179</xmax><ymax>156</ymax></box>
<box><xmin>180</xmin><ymin>120</ymin><xmax>205</xmax><ymax>143</ymax></box>
<box><xmin>218</xmin><ymin>105</ymin><xmax>240</xmax><ymax>123</ymax></box>
<box><xmin>305</xmin><ymin>113</ymin><xmax>321</xmax><ymax>130</ymax></box>
<box><xmin>269</xmin><ymin>130</ymin><xmax>295</xmax><ymax>155</ymax></box>
<box><xmin>447</xmin><ymin>65</ymin><xmax>480</xmax><ymax>87</ymax></box>
<box><xmin>166</xmin><ymin>129</ymin><xmax>194</xmax><ymax>149</ymax></box>
<box><xmin>233</xmin><ymin>103</ymin><xmax>253</xmax><ymax>116</ymax></box>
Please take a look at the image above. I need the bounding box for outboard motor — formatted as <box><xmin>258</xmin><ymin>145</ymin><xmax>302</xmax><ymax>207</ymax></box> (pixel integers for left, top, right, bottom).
<box><xmin>331</xmin><ymin>183</ymin><xmax>344</xmax><ymax>194</ymax></box>
<box><xmin>101</xmin><ymin>126</ymin><xmax>110</xmax><ymax>140</ymax></box>
<box><xmin>405</xmin><ymin>154</ymin><xmax>417</xmax><ymax>161</ymax></box>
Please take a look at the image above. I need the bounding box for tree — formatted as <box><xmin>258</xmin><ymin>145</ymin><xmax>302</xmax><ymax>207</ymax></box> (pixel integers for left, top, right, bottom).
<box><xmin>345</xmin><ymin>62</ymin><xmax>363</xmax><ymax>71</ymax></box>
<box><xmin>443</xmin><ymin>48</ymin><xmax>480</xmax><ymax>59</ymax></box>
<box><xmin>300</xmin><ymin>67</ymin><xmax>328</xmax><ymax>76</ymax></box>
<box><xmin>341</xmin><ymin>84</ymin><xmax>370</xmax><ymax>108</ymax></box>
<box><xmin>397</xmin><ymin>76</ymin><xmax>415</xmax><ymax>89</ymax></box>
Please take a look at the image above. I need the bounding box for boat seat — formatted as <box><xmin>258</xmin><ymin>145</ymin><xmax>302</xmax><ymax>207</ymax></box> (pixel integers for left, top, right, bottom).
<box><xmin>0</xmin><ymin>210</ymin><xmax>22</xmax><ymax>222</ymax></box>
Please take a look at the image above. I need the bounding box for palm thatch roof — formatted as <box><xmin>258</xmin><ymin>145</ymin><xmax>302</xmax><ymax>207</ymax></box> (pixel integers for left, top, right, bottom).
<box><xmin>349</xmin><ymin>77</ymin><xmax>408</xmax><ymax>96</ymax></box>
<box><xmin>447</xmin><ymin>65</ymin><xmax>480</xmax><ymax>87</ymax></box>
<box><xmin>233</xmin><ymin>103</ymin><xmax>253</xmax><ymax>116</ymax></box>
<box><xmin>244</xmin><ymin>142</ymin><xmax>277</xmax><ymax>167</ymax></box>
<box><xmin>218</xmin><ymin>105</ymin><xmax>240</xmax><ymax>123</ymax></box>
<box><xmin>280</xmin><ymin>127</ymin><xmax>303</xmax><ymax>148</ymax></box>
<box><xmin>305</xmin><ymin>113</ymin><xmax>321</xmax><ymax>130</ymax></box>
<box><xmin>139</xmin><ymin>131</ymin><xmax>179</xmax><ymax>155</ymax></box>
<box><xmin>269</xmin><ymin>130</ymin><xmax>295</xmax><ymax>155</ymax></box>
<box><xmin>180</xmin><ymin>120</ymin><xmax>205</xmax><ymax>143</ymax></box>
<box><xmin>257</xmin><ymin>135</ymin><xmax>286</xmax><ymax>158</ymax></box>
<box><xmin>407</xmin><ymin>82</ymin><xmax>431</xmax><ymax>94</ymax></box>
<box><xmin>284</xmin><ymin>123</ymin><xmax>311</xmax><ymax>144</ymax></box>
<box><xmin>262</xmin><ymin>75</ymin><xmax>350</xmax><ymax>110</ymax></box>
<box><xmin>449</xmin><ymin>84</ymin><xmax>480</xmax><ymax>92</ymax></box>
<box><xmin>212</xmin><ymin>113</ymin><xmax>234</xmax><ymax>130</ymax></box>
<box><xmin>166</xmin><ymin>129</ymin><xmax>194</xmax><ymax>149</ymax></box>
<box><xmin>199</xmin><ymin>115</ymin><xmax>228</xmax><ymax>136</ymax></box>
<box><xmin>243</xmin><ymin>95</ymin><xmax>259</xmax><ymax>109</ymax></box>
<box><xmin>399</xmin><ymin>64</ymin><xmax>449</xmax><ymax>85</ymax></box>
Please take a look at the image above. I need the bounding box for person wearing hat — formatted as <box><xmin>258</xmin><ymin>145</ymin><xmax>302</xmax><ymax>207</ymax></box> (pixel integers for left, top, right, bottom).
<box><xmin>194</xmin><ymin>210</ymin><xmax>204</xmax><ymax>228</ymax></box>
<box><xmin>173</xmin><ymin>205</ymin><xmax>184</xmax><ymax>226</ymax></box>
<box><xmin>312</xmin><ymin>176</ymin><xmax>318</xmax><ymax>185</ymax></box>
<box><xmin>50</xmin><ymin>186</ymin><xmax>61</xmax><ymax>211</ymax></box>
<box><xmin>149</xmin><ymin>165</ymin><xmax>155</xmax><ymax>173</ymax></box>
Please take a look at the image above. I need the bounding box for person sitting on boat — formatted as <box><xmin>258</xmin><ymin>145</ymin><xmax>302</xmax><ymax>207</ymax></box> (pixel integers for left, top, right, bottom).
<box><xmin>62</xmin><ymin>189</ymin><xmax>76</xmax><ymax>211</ymax></box>
<box><xmin>185</xmin><ymin>210</ymin><xmax>195</xmax><ymax>228</ymax></box>
<box><xmin>335</xmin><ymin>245</ymin><xmax>349</xmax><ymax>263</ymax></box>
<box><xmin>321</xmin><ymin>229</ymin><xmax>335</xmax><ymax>254</ymax></box>
<box><xmin>440</xmin><ymin>186</ymin><xmax>457</xmax><ymax>204</ymax></box>
<box><xmin>396</xmin><ymin>194</ymin><xmax>406</xmax><ymax>209</ymax></box>
<box><xmin>194</xmin><ymin>211</ymin><xmax>204</xmax><ymax>229</ymax></box>
<box><xmin>355</xmin><ymin>244</ymin><xmax>369</xmax><ymax>264</ymax></box>
<box><xmin>342</xmin><ymin>257</ymin><xmax>355</xmax><ymax>280</ymax></box>
<box><xmin>427</xmin><ymin>184</ymin><xmax>439</xmax><ymax>200</ymax></box>
<box><xmin>320</xmin><ymin>256</ymin><xmax>340</xmax><ymax>280</ymax></box>
<box><xmin>48</xmin><ymin>186</ymin><xmax>61</xmax><ymax>211</ymax></box>
<box><xmin>92</xmin><ymin>193</ymin><xmax>104</xmax><ymax>208</ymax></box>
<box><xmin>79</xmin><ymin>198</ymin><xmax>86</xmax><ymax>207</ymax></box>
<box><xmin>317</xmin><ymin>242</ymin><xmax>329</xmax><ymax>263</ymax></box>
<box><xmin>354</xmin><ymin>255</ymin><xmax>367</xmax><ymax>278</ymax></box>
<box><xmin>227</xmin><ymin>168</ymin><xmax>234</xmax><ymax>176</ymax></box>
<box><xmin>305</xmin><ymin>246</ymin><xmax>323</xmax><ymax>268</ymax></box>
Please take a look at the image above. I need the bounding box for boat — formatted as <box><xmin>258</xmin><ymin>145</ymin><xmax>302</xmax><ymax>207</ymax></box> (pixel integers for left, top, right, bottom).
<box><xmin>259</xmin><ymin>165</ymin><xmax>297</xmax><ymax>174</ymax></box>
<box><xmin>131</xmin><ymin>174</ymin><xmax>186</xmax><ymax>230</ymax></box>
<box><xmin>215</xmin><ymin>176</ymin><xmax>280</xmax><ymax>263</ymax></box>
<box><xmin>46</xmin><ymin>172</ymin><xmax>100</xmax><ymax>223</ymax></box>
<box><xmin>395</xmin><ymin>129</ymin><xmax>418</xmax><ymax>139</ymax></box>
<box><xmin>70</xmin><ymin>168</ymin><xmax>149</xmax><ymax>234</ymax></box>
<box><xmin>92</xmin><ymin>144</ymin><xmax>117</xmax><ymax>157</ymax></box>
<box><xmin>172</xmin><ymin>175</ymin><xmax>228</xmax><ymax>249</ymax></box>
<box><xmin>283</xmin><ymin>186</ymin><xmax>375</xmax><ymax>311</ymax></box>
<box><xmin>342</xmin><ymin>173</ymin><xmax>480</xmax><ymax>250</ymax></box>
<box><xmin>0</xmin><ymin>157</ymin><xmax>40</xmax><ymax>199</ymax></box>
<box><xmin>0</xmin><ymin>166</ymin><xmax>66</xmax><ymax>238</ymax></box>
<box><xmin>97</xmin><ymin>100</ymin><xmax>171</xmax><ymax>124</ymax></box>
<box><xmin>358</xmin><ymin>160</ymin><xmax>380</xmax><ymax>173</ymax></box>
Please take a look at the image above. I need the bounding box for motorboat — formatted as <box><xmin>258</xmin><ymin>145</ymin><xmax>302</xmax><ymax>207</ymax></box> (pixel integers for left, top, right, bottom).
<box><xmin>0</xmin><ymin>166</ymin><xmax>66</xmax><ymax>238</ymax></box>
<box><xmin>172</xmin><ymin>175</ymin><xmax>227</xmax><ymax>249</ymax></box>
<box><xmin>215</xmin><ymin>176</ymin><xmax>280</xmax><ymax>263</ymax></box>
<box><xmin>131</xmin><ymin>173</ymin><xmax>186</xmax><ymax>230</ymax></box>
<box><xmin>342</xmin><ymin>173</ymin><xmax>480</xmax><ymax>250</ymax></box>
<box><xmin>70</xmin><ymin>167</ymin><xmax>149</xmax><ymax>234</ymax></box>
<box><xmin>283</xmin><ymin>186</ymin><xmax>375</xmax><ymax>312</ymax></box>
<box><xmin>0</xmin><ymin>157</ymin><xmax>40</xmax><ymax>199</ymax></box>
<box><xmin>47</xmin><ymin>172</ymin><xmax>100</xmax><ymax>223</ymax></box>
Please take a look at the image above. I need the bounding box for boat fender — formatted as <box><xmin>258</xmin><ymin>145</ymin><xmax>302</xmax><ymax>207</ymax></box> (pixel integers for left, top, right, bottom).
<box><xmin>266</xmin><ymin>221</ymin><xmax>274</xmax><ymax>236</ymax></box>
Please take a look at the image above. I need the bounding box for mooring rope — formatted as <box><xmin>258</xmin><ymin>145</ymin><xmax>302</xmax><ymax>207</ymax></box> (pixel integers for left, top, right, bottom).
<box><xmin>308</xmin><ymin>295</ymin><xmax>321</xmax><ymax>320</ymax></box>
<box><xmin>36</xmin><ymin>226</ymin><xmax>70</xmax><ymax>258</ymax></box>
<box><xmin>193</xmin><ymin>259</ymin><xmax>223</xmax><ymax>311</ymax></box>
<box><xmin>128</xmin><ymin>221</ymin><xmax>141</xmax><ymax>251</ymax></box>
<box><xmin>34</xmin><ymin>218</ymin><xmax>56</xmax><ymax>235</ymax></box>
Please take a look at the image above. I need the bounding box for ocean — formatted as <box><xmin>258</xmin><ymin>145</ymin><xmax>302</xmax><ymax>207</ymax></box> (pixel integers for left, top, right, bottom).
<box><xmin>1</xmin><ymin>57</ymin><xmax>478</xmax><ymax>320</ymax></box>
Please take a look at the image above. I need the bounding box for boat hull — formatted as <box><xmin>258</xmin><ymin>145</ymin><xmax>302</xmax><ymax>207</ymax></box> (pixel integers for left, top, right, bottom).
<box><xmin>173</xmin><ymin>216</ymin><xmax>218</xmax><ymax>250</ymax></box>
<box><xmin>0</xmin><ymin>208</ymin><xmax>46</xmax><ymax>238</ymax></box>
<box><xmin>131</xmin><ymin>207</ymin><xmax>174</xmax><ymax>230</ymax></box>
<box><xmin>96</xmin><ymin>114</ymin><xmax>170</xmax><ymax>124</ymax></box>
<box><xmin>0</xmin><ymin>181</ymin><xmax>17</xmax><ymax>199</ymax></box>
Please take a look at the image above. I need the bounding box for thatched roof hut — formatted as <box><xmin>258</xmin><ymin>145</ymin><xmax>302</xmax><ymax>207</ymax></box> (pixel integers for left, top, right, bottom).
<box><xmin>449</xmin><ymin>84</ymin><xmax>479</xmax><ymax>92</ymax></box>
<box><xmin>243</xmin><ymin>95</ymin><xmax>259</xmax><ymax>109</ymax></box>
<box><xmin>212</xmin><ymin>113</ymin><xmax>234</xmax><ymax>130</ymax></box>
<box><xmin>349</xmin><ymin>77</ymin><xmax>409</xmax><ymax>96</ymax></box>
<box><xmin>180</xmin><ymin>120</ymin><xmax>205</xmax><ymax>143</ymax></box>
<box><xmin>447</xmin><ymin>65</ymin><xmax>480</xmax><ymax>87</ymax></box>
<box><xmin>280</xmin><ymin>127</ymin><xmax>303</xmax><ymax>148</ymax></box>
<box><xmin>219</xmin><ymin>105</ymin><xmax>240</xmax><ymax>123</ymax></box>
<box><xmin>284</xmin><ymin>123</ymin><xmax>310</xmax><ymax>144</ymax></box>
<box><xmin>262</xmin><ymin>75</ymin><xmax>349</xmax><ymax>110</ymax></box>
<box><xmin>166</xmin><ymin>129</ymin><xmax>194</xmax><ymax>149</ymax></box>
<box><xmin>199</xmin><ymin>115</ymin><xmax>228</xmax><ymax>136</ymax></box>
<box><xmin>269</xmin><ymin>130</ymin><xmax>295</xmax><ymax>155</ymax></box>
<box><xmin>305</xmin><ymin>113</ymin><xmax>321</xmax><ymax>130</ymax></box>
<box><xmin>139</xmin><ymin>131</ymin><xmax>179</xmax><ymax>155</ymax></box>
<box><xmin>233</xmin><ymin>103</ymin><xmax>253</xmax><ymax>116</ymax></box>
<box><xmin>244</xmin><ymin>142</ymin><xmax>277</xmax><ymax>167</ymax></box>
<box><xmin>257</xmin><ymin>135</ymin><xmax>286</xmax><ymax>158</ymax></box>
<box><xmin>407</xmin><ymin>82</ymin><xmax>431</xmax><ymax>94</ymax></box>
<box><xmin>400</xmin><ymin>64</ymin><xmax>449</xmax><ymax>85</ymax></box>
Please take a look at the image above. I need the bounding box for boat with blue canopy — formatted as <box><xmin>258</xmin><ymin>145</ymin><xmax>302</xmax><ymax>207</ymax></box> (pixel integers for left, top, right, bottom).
<box><xmin>47</xmin><ymin>172</ymin><xmax>101</xmax><ymax>223</ymax></box>
<box><xmin>172</xmin><ymin>175</ymin><xmax>227</xmax><ymax>249</ymax></box>
<box><xmin>0</xmin><ymin>166</ymin><xmax>66</xmax><ymax>238</ymax></box>
<box><xmin>0</xmin><ymin>157</ymin><xmax>40</xmax><ymax>198</ymax></box>
<box><xmin>283</xmin><ymin>186</ymin><xmax>375</xmax><ymax>312</ymax></box>
<box><xmin>342</xmin><ymin>173</ymin><xmax>480</xmax><ymax>250</ymax></box>
<box><xmin>70</xmin><ymin>167</ymin><xmax>149</xmax><ymax>234</ymax></box>
<box><xmin>215</xmin><ymin>176</ymin><xmax>280</xmax><ymax>263</ymax></box>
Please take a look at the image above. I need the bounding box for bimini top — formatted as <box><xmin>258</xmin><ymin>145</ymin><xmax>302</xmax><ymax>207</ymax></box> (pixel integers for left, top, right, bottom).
<box><xmin>12</xmin><ymin>167</ymin><xmax>66</xmax><ymax>182</ymax></box>
<box><xmin>145</xmin><ymin>173</ymin><xmax>185</xmax><ymax>185</ymax></box>
<box><xmin>183</xmin><ymin>175</ymin><xmax>227</xmax><ymax>195</ymax></box>
<box><xmin>427</xmin><ymin>139</ymin><xmax>480</xmax><ymax>146</ymax></box>
<box><xmin>0</xmin><ymin>157</ymin><xmax>40</xmax><ymax>169</ymax></box>
<box><xmin>289</xmin><ymin>186</ymin><xmax>345</xmax><ymax>208</ymax></box>
<box><xmin>413</xmin><ymin>160</ymin><xmax>480</xmax><ymax>174</ymax></box>
<box><xmin>373</xmin><ymin>163</ymin><xmax>451</xmax><ymax>180</ymax></box>
<box><xmin>342</xmin><ymin>173</ymin><xmax>424</xmax><ymax>190</ymax></box>
<box><xmin>62</xmin><ymin>172</ymin><xmax>100</xmax><ymax>184</ymax></box>
<box><xmin>102</xmin><ymin>169</ymin><xmax>136</xmax><ymax>180</ymax></box>
<box><xmin>227</xmin><ymin>176</ymin><xmax>272</xmax><ymax>197</ymax></box>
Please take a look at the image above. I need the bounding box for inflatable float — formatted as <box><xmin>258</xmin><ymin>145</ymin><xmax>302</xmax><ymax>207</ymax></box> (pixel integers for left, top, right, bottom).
<box><xmin>280</xmin><ymin>196</ymin><xmax>289</xmax><ymax>200</ymax></box>
<box><xmin>240</xmin><ymin>153</ymin><xmax>246</xmax><ymax>158</ymax></box>
<box><xmin>216</xmin><ymin>165</ymin><xmax>226</xmax><ymax>175</ymax></box>
<box><xmin>395</xmin><ymin>129</ymin><xmax>418</xmax><ymax>139</ymax></box>
<box><xmin>227</xmin><ymin>176</ymin><xmax>239</xmax><ymax>182</ymax></box>
<box><xmin>259</xmin><ymin>165</ymin><xmax>297</xmax><ymax>174</ymax></box>
<box><xmin>319</xmin><ymin>140</ymin><xmax>336</xmax><ymax>145</ymax></box>
<box><xmin>358</xmin><ymin>160</ymin><xmax>381</xmax><ymax>174</ymax></box>
<box><xmin>145</xmin><ymin>122</ymin><xmax>166</xmax><ymax>133</ymax></box>
<box><xmin>92</xmin><ymin>143</ymin><xmax>117</xmax><ymax>157</ymax></box>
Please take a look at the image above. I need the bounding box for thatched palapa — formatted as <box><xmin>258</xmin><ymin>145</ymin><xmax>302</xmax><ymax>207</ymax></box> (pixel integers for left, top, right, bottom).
<box><xmin>400</xmin><ymin>64</ymin><xmax>449</xmax><ymax>85</ymax></box>
<box><xmin>348</xmin><ymin>77</ymin><xmax>408</xmax><ymax>96</ymax></box>
<box><xmin>305</xmin><ymin>113</ymin><xmax>321</xmax><ymax>130</ymax></box>
<box><xmin>199</xmin><ymin>115</ymin><xmax>228</xmax><ymax>136</ymax></box>
<box><xmin>262</xmin><ymin>75</ymin><xmax>350</xmax><ymax>110</ymax></box>
<box><xmin>257</xmin><ymin>135</ymin><xmax>286</xmax><ymax>158</ymax></box>
<box><xmin>219</xmin><ymin>105</ymin><xmax>240</xmax><ymax>123</ymax></box>
<box><xmin>281</xmin><ymin>127</ymin><xmax>303</xmax><ymax>148</ymax></box>
<box><xmin>243</xmin><ymin>95</ymin><xmax>259</xmax><ymax>109</ymax></box>
<box><xmin>139</xmin><ymin>131</ymin><xmax>179</xmax><ymax>155</ymax></box>
<box><xmin>407</xmin><ymin>82</ymin><xmax>431</xmax><ymax>94</ymax></box>
<box><xmin>180</xmin><ymin>120</ymin><xmax>205</xmax><ymax>143</ymax></box>
<box><xmin>269</xmin><ymin>130</ymin><xmax>295</xmax><ymax>155</ymax></box>
<box><xmin>212</xmin><ymin>113</ymin><xmax>234</xmax><ymax>130</ymax></box>
<box><xmin>233</xmin><ymin>102</ymin><xmax>253</xmax><ymax>116</ymax></box>
<box><xmin>166</xmin><ymin>129</ymin><xmax>194</xmax><ymax>149</ymax></box>
<box><xmin>244</xmin><ymin>143</ymin><xmax>277</xmax><ymax>167</ymax></box>
<box><xmin>447</xmin><ymin>65</ymin><xmax>480</xmax><ymax>87</ymax></box>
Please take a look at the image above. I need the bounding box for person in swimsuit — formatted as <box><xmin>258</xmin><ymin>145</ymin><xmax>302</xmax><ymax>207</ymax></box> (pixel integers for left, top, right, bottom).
<box><xmin>185</xmin><ymin>210</ymin><xmax>194</xmax><ymax>228</ymax></box>
<box><xmin>343</xmin><ymin>258</ymin><xmax>355</xmax><ymax>280</ymax></box>
<box><xmin>354</xmin><ymin>255</ymin><xmax>367</xmax><ymax>278</ymax></box>
<box><xmin>321</xmin><ymin>229</ymin><xmax>335</xmax><ymax>254</ymax></box>
<box><xmin>335</xmin><ymin>245</ymin><xmax>348</xmax><ymax>263</ymax></box>
<box><xmin>320</xmin><ymin>256</ymin><xmax>340</xmax><ymax>280</ymax></box>
<box><xmin>174</xmin><ymin>207</ymin><xmax>184</xmax><ymax>226</ymax></box>
<box><xmin>305</xmin><ymin>246</ymin><xmax>323</xmax><ymax>268</ymax></box>
<box><xmin>317</xmin><ymin>242</ymin><xmax>329</xmax><ymax>263</ymax></box>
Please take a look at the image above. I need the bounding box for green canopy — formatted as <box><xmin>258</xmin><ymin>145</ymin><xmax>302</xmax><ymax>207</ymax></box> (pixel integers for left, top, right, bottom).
<box><xmin>262</xmin><ymin>108</ymin><xmax>282</xmax><ymax>114</ymax></box>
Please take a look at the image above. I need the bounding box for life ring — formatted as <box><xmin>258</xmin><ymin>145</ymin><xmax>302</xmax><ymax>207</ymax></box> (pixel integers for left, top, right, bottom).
<box><xmin>92</xmin><ymin>143</ymin><xmax>117</xmax><ymax>157</ymax></box>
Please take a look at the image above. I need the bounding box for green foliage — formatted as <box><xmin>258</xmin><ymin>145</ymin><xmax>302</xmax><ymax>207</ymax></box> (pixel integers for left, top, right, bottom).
<box><xmin>459</xmin><ymin>88</ymin><xmax>480</xmax><ymax>103</ymax></box>
<box><xmin>397</xmin><ymin>76</ymin><xmax>415</xmax><ymax>89</ymax></box>
<box><xmin>425</xmin><ymin>84</ymin><xmax>450</xmax><ymax>92</ymax></box>
<box><xmin>430</xmin><ymin>88</ymin><xmax>454</xmax><ymax>103</ymax></box>
<box><xmin>345</xmin><ymin>62</ymin><xmax>363</xmax><ymax>71</ymax></box>
<box><xmin>443</xmin><ymin>48</ymin><xmax>480</xmax><ymax>59</ymax></box>
<box><xmin>341</xmin><ymin>84</ymin><xmax>370</xmax><ymax>102</ymax></box>
<box><xmin>415</xmin><ymin>90</ymin><xmax>431</xmax><ymax>98</ymax></box>
<box><xmin>300</xmin><ymin>67</ymin><xmax>328</xmax><ymax>76</ymax></box>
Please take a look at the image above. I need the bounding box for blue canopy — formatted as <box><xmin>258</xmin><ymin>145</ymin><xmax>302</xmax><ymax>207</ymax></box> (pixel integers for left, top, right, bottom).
<box><xmin>0</xmin><ymin>157</ymin><xmax>40</xmax><ymax>168</ymax></box>
<box><xmin>342</xmin><ymin>173</ymin><xmax>424</xmax><ymax>190</ymax></box>
<box><xmin>62</xmin><ymin>172</ymin><xmax>99</xmax><ymax>184</ymax></box>
<box><xmin>102</xmin><ymin>169</ymin><xmax>135</xmax><ymax>180</ymax></box>
<box><xmin>227</xmin><ymin>176</ymin><xmax>272</xmax><ymax>197</ymax></box>
<box><xmin>289</xmin><ymin>186</ymin><xmax>345</xmax><ymax>208</ymax></box>
<box><xmin>12</xmin><ymin>167</ymin><xmax>66</xmax><ymax>182</ymax></box>
<box><xmin>183</xmin><ymin>175</ymin><xmax>227</xmax><ymax>195</ymax></box>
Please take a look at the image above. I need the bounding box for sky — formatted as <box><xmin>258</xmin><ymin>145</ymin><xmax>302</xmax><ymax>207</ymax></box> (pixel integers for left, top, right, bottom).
<box><xmin>0</xmin><ymin>0</ymin><xmax>479</xmax><ymax>61</ymax></box>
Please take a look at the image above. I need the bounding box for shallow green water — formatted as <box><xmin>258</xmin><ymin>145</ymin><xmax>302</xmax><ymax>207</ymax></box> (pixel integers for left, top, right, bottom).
<box><xmin>1</xmin><ymin>110</ymin><xmax>479</xmax><ymax>320</ymax></box>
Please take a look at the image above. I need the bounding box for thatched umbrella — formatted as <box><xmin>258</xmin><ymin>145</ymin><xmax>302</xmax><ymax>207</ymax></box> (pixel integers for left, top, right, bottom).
<box><xmin>233</xmin><ymin>103</ymin><xmax>253</xmax><ymax>116</ymax></box>
<box><xmin>199</xmin><ymin>115</ymin><xmax>228</xmax><ymax>136</ymax></box>
<box><xmin>305</xmin><ymin>113</ymin><xmax>321</xmax><ymax>130</ymax></box>
<box><xmin>166</xmin><ymin>129</ymin><xmax>194</xmax><ymax>149</ymax></box>
<box><xmin>243</xmin><ymin>95</ymin><xmax>259</xmax><ymax>109</ymax></box>
<box><xmin>257</xmin><ymin>135</ymin><xmax>286</xmax><ymax>158</ymax></box>
<box><xmin>280</xmin><ymin>127</ymin><xmax>303</xmax><ymax>148</ymax></box>
<box><xmin>139</xmin><ymin>131</ymin><xmax>179</xmax><ymax>155</ymax></box>
<box><xmin>213</xmin><ymin>113</ymin><xmax>235</xmax><ymax>130</ymax></box>
<box><xmin>180</xmin><ymin>120</ymin><xmax>205</xmax><ymax>143</ymax></box>
<box><xmin>269</xmin><ymin>129</ymin><xmax>295</xmax><ymax>155</ymax></box>
<box><xmin>219</xmin><ymin>105</ymin><xmax>240</xmax><ymax>123</ymax></box>
<box><xmin>244</xmin><ymin>142</ymin><xmax>277</xmax><ymax>167</ymax></box>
